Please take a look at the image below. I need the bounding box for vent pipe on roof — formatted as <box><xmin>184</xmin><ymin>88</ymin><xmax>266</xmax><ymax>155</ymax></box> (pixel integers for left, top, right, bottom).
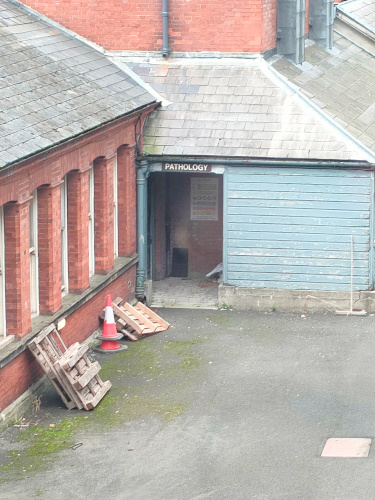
<box><xmin>277</xmin><ymin>0</ymin><xmax>306</xmax><ymax>64</ymax></box>
<box><xmin>309</xmin><ymin>0</ymin><xmax>334</xmax><ymax>49</ymax></box>
<box><xmin>162</xmin><ymin>0</ymin><xmax>169</xmax><ymax>57</ymax></box>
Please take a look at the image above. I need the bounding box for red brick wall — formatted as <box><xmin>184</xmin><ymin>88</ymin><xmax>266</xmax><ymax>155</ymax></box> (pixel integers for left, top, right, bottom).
<box><xmin>117</xmin><ymin>146</ymin><xmax>137</xmax><ymax>257</ymax></box>
<box><xmin>19</xmin><ymin>0</ymin><xmax>278</xmax><ymax>53</ymax></box>
<box><xmin>67</xmin><ymin>168</ymin><xmax>91</xmax><ymax>293</ymax></box>
<box><xmin>4</xmin><ymin>199</ymin><xmax>32</xmax><ymax>337</ymax></box>
<box><xmin>0</xmin><ymin>267</ymin><xmax>136</xmax><ymax>412</ymax></box>
<box><xmin>38</xmin><ymin>183</ymin><xmax>63</xmax><ymax>315</ymax></box>
<box><xmin>94</xmin><ymin>156</ymin><xmax>115</xmax><ymax>274</ymax></box>
<box><xmin>0</xmin><ymin>351</ymin><xmax>44</xmax><ymax>413</ymax></box>
<box><xmin>262</xmin><ymin>0</ymin><xmax>278</xmax><ymax>52</ymax></box>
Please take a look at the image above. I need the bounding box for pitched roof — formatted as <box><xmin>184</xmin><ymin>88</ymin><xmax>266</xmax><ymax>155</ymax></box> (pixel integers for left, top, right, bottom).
<box><xmin>127</xmin><ymin>59</ymin><xmax>371</xmax><ymax>160</ymax></box>
<box><xmin>0</xmin><ymin>0</ymin><xmax>156</xmax><ymax>168</ymax></box>
<box><xmin>337</xmin><ymin>0</ymin><xmax>375</xmax><ymax>33</ymax></box>
<box><xmin>271</xmin><ymin>26</ymin><xmax>375</xmax><ymax>155</ymax></box>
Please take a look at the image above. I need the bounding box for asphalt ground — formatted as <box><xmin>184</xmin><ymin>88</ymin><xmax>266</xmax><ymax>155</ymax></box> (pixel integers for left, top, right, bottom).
<box><xmin>1</xmin><ymin>309</ymin><xmax>375</xmax><ymax>499</ymax></box>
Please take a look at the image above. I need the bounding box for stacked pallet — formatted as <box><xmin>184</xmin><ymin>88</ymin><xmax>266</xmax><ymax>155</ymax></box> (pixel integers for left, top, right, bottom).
<box><xmin>103</xmin><ymin>299</ymin><xmax>170</xmax><ymax>341</ymax></box>
<box><xmin>29</xmin><ymin>324</ymin><xmax>111</xmax><ymax>410</ymax></box>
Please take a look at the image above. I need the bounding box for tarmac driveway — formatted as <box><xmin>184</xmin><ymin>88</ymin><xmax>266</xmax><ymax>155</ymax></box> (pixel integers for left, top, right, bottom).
<box><xmin>1</xmin><ymin>309</ymin><xmax>375</xmax><ymax>499</ymax></box>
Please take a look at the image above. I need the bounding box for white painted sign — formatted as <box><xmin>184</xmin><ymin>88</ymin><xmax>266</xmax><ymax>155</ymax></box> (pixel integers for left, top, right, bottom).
<box><xmin>162</xmin><ymin>163</ymin><xmax>212</xmax><ymax>172</ymax></box>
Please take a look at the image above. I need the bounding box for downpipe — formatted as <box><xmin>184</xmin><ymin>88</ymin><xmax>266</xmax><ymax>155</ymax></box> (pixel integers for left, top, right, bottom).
<box><xmin>162</xmin><ymin>0</ymin><xmax>169</xmax><ymax>57</ymax></box>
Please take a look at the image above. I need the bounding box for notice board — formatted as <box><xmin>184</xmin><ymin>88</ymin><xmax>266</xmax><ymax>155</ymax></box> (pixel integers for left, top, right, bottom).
<box><xmin>191</xmin><ymin>177</ymin><xmax>218</xmax><ymax>221</ymax></box>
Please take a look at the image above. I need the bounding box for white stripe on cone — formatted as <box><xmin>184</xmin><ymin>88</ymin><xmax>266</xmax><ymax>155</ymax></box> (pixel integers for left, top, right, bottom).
<box><xmin>104</xmin><ymin>304</ymin><xmax>116</xmax><ymax>325</ymax></box>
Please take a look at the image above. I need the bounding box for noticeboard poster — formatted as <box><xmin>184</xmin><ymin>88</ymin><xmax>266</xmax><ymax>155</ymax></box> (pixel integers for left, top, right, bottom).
<box><xmin>191</xmin><ymin>177</ymin><xmax>218</xmax><ymax>221</ymax></box>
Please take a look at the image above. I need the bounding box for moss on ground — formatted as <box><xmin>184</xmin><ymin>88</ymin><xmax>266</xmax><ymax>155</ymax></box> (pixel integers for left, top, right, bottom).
<box><xmin>206</xmin><ymin>314</ymin><xmax>233</xmax><ymax>328</ymax></box>
<box><xmin>0</xmin><ymin>334</ymin><xmax>207</xmax><ymax>483</ymax></box>
<box><xmin>0</xmin><ymin>416</ymin><xmax>86</xmax><ymax>481</ymax></box>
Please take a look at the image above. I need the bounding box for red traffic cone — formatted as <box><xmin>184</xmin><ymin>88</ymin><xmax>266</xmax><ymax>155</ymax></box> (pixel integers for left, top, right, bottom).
<box><xmin>96</xmin><ymin>295</ymin><xmax>127</xmax><ymax>352</ymax></box>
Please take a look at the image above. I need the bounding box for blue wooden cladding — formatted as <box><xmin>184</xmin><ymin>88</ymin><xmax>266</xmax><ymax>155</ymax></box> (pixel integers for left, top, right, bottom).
<box><xmin>225</xmin><ymin>166</ymin><xmax>372</xmax><ymax>291</ymax></box>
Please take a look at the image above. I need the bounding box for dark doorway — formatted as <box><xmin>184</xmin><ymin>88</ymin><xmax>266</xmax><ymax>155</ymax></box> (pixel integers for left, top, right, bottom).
<box><xmin>171</xmin><ymin>248</ymin><xmax>189</xmax><ymax>277</ymax></box>
<box><xmin>149</xmin><ymin>171</ymin><xmax>223</xmax><ymax>281</ymax></box>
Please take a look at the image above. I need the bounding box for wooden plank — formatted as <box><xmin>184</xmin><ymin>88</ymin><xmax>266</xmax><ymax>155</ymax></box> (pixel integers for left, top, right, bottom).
<box><xmin>228</xmin><ymin>206</ymin><xmax>370</xmax><ymax>220</ymax></box>
<box><xmin>85</xmin><ymin>380</ymin><xmax>112</xmax><ymax>410</ymax></box>
<box><xmin>48</xmin><ymin>334</ymin><xmax>64</xmax><ymax>358</ymax></box>
<box><xmin>134</xmin><ymin>302</ymin><xmax>170</xmax><ymax>330</ymax></box>
<box><xmin>113</xmin><ymin>303</ymin><xmax>150</xmax><ymax>334</ymax></box>
<box><xmin>228</xmin><ymin>224</ymin><xmax>370</xmax><ymax>236</ymax></box>
<box><xmin>59</xmin><ymin>344</ymin><xmax>89</xmax><ymax>370</ymax></box>
<box><xmin>53</xmin><ymin>362</ymin><xmax>84</xmax><ymax>410</ymax></box>
<box><xmin>119</xmin><ymin>328</ymin><xmax>139</xmax><ymax>341</ymax></box>
<box><xmin>228</xmin><ymin>214</ymin><xmax>369</xmax><ymax>227</ymax></box>
<box><xmin>29</xmin><ymin>344</ymin><xmax>57</xmax><ymax>376</ymax></box>
<box><xmin>228</xmin><ymin>230</ymin><xmax>370</xmax><ymax>244</ymax></box>
<box><xmin>227</xmin><ymin>173</ymin><xmax>370</xmax><ymax>186</ymax></box>
<box><xmin>41</xmin><ymin>337</ymin><xmax>61</xmax><ymax>363</ymax></box>
<box><xmin>228</xmin><ymin>252</ymin><xmax>369</xmax><ymax>266</ymax></box>
<box><xmin>29</xmin><ymin>324</ymin><xmax>56</xmax><ymax>347</ymax></box>
<box><xmin>73</xmin><ymin>361</ymin><xmax>100</xmax><ymax>390</ymax></box>
<box><xmin>116</xmin><ymin>317</ymin><xmax>126</xmax><ymax>328</ymax></box>
<box><xmin>227</xmin><ymin>263</ymin><xmax>369</xmax><ymax>277</ymax></box>
<box><xmin>228</xmin><ymin>182</ymin><xmax>371</xmax><ymax>195</ymax></box>
<box><xmin>229</xmin><ymin>198</ymin><xmax>370</xmax><ymax>212</ymax></box>
<box><xmin>49</xmin><ymin>376</ymin><xmax>76</xmax><ymax>410</ymax></box>
<box><xmin>86</xmin><ymin>377</ymin><xmax>100</xmax><ymax>396</ymax></box>
<box><xmin>122</xmin><ymin>303</ymin><xmax>157</xmax><ymax>332</ymax></box>
<box><xmin>227</xmin><ymin>269</ymin><xmax>369</xmax><ymax>283</ymax></box>
<box><xmin>227</xmin><ymin>166</ymin><xmax>370</xmax><ymax>179</ymax></box>
<box><xmin>228</xmin><ymin>190</ymin><xmax>370</xmax><ymax>203</ymax></box>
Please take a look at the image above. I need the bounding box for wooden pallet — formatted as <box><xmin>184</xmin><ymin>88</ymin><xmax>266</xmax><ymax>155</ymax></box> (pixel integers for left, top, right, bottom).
<box><xmin>100</xmin><ymin>298</ymin><xmax>170</xmax><ymax>341</ymax></box>
<box><xmin>28</xmin><ymin>324</ymin><xmax>111</xmax><ymax>410</ymax></box>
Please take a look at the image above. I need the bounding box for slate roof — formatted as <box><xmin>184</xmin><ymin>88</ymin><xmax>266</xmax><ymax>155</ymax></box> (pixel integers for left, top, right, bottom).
<box><xmin>271</xmin><ymin>26</ymin><xmax>375</xmax><ymax>153</ymax></box>
<box><xmin>337</xmin><ymin>0</ymin><xmax>375</xmax><ymax>32</ymax></box>
<box><xmin>127</xmin><ymin>59</ymin><xmax>371</xmax><ymax>160</ymax></box>
<box><xmin>0</xmin><ymin>0</ymin><xmax>156</xmax><ymax>168</ymax></box>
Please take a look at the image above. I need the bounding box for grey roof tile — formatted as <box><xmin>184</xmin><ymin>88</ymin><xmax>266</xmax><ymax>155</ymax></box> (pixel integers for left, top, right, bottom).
<box><xmin>338</xmin><ymin>0</ymin><xmax>375</xmax><ymax>32</ymax></box>
<box><xmin>0</xmin><ymin>0</ymin><xmax>155</xmax><ymax>167</ymax></box>
<box><xmin>129</xmin><ymin>59</ymin><xmax>369</xmax><ymax>160</ymax></box>
<box><xmin>272</xmin><ymin>28</ymin><xmax>375</xmax><ymax>156</ymax></box>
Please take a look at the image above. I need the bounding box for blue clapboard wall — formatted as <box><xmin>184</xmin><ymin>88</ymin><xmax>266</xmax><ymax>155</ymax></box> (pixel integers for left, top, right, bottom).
<box><xmin>225</xmin><ymin>166</ymin><xmax>372</xmax><ymax>291</ymax></box>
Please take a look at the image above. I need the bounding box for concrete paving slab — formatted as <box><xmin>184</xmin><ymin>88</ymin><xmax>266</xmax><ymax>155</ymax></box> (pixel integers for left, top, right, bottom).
<box><xmin>321</xmin><ymin>438</ymin><xmax>372</xmax><ymax>458</ymax></box>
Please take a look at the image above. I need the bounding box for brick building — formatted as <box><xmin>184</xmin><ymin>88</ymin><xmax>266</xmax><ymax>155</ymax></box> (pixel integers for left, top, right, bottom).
<box><xmin>0</xmin><ymin>0</ymin><xmax>157</xmax><ymax>426</ymax></box>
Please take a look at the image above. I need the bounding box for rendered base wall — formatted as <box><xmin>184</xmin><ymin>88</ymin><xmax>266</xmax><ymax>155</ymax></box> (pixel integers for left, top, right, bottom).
<box><xmin>219</xmin><ymin>284</ymin><xmax>375</xmax><ymax>313</ymax></box>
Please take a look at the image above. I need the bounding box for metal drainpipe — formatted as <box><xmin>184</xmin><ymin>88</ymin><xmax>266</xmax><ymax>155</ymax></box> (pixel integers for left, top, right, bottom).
<box><xmin>162</xmin><ymin>0</ymin><xmax>169</xmax><ymax>57</ymax></box>
<box><xmin>135</xmin><ymin>160</ymin><xmax>149</xmax><ymax>299</ymax></box>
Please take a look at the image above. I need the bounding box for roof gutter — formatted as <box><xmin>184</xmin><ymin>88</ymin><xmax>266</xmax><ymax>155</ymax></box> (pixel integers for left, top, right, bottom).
<box><xmin>140</xmin><ymin>155</ymin><xmax>375</xmax><ymax>170</ymax></box>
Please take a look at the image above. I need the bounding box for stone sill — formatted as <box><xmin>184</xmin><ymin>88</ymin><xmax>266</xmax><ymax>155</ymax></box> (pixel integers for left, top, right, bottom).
<box><xmin>0</xmin><ymin>254</ymin><xmax>138</xmax><ymax>369</ymax></box>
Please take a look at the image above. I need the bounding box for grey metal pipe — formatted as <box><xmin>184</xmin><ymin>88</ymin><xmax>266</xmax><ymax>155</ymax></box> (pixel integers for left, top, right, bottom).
<box><xmin>162</xmin><ymin>0</ymin><xmax>169</xmax><ymax>57</ymax></box>
<box><xmin>135</xmin><ymin>160</ymin><xmax>148</xmax><ymax>298</ymax></box>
